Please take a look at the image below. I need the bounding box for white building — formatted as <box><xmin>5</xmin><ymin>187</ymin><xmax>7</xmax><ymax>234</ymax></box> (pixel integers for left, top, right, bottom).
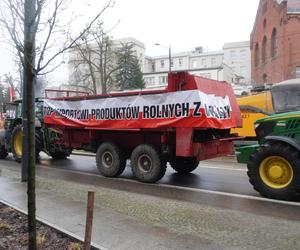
<box><xmin>144</xmin><ymin>48</ymin><xmax>234</xmax><ymax>89</ymax></box>
<box><xmin>223</xmin><ymin>41</ymin><xmax>251</xmax><ymax>85</ymax></box>
<box><xmin>144</xmin><ymin>41</ymin><xmax>252</xmax><ymax>95</ymax></box>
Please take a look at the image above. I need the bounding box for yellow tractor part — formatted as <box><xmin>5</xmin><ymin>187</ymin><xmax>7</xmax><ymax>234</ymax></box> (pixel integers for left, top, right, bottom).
<box><xmin>259</xmin><ymin>156</ymin><xmax>293</xmax><ymax>189</ymax></box>
<box><xmin>231</xmin><ymin>91</ymin><xmax>274</xmax><ymax>138</ymax></box>
<box><xmin>13</xmin><ymin>129</ymin><xmax>22</xmax><ymax>157</ymax></box>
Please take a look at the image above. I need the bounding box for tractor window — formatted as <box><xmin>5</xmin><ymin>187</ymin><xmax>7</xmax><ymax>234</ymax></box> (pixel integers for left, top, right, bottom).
<box><xmin>4</xmin><ymin>104</ymin><xmax>17</xmax><ymax>118</ymax></box>
<box><xmin>272</xmin><ymin>88</ymin><xmax>300</xmax><ymax>113</ymax></box>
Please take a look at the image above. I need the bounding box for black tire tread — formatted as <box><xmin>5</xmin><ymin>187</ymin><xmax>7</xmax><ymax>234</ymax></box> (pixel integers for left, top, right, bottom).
<box><xmin>170</xmin><ymin>157</ymin><xmax>199</xmax><ymax>174</ymax></box>
<box><xmin>247</xmin><ymin>142</ymin><xmax>300</xmax><ymax>201</ymax></box>
<box><xmin>131</xmin><ymin>144</ymin><xmax>166</xmax><ymax>183</ymax></box>
<box><xmin>96</xmin><ymin>142</ymin><xmax>126</xmax><ymax>177</ymax></box>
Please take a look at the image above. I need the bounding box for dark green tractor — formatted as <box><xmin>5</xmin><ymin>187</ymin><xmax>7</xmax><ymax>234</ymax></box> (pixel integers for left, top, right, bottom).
<box><xmin>237</xmin><ymin>79</ymin><xmax>300</xmax><ymax>200</ymax></box>
<box><xmin>0</xmin><ymin>98</ymin><xmax>71</xmax><ymax>162</ymax></box>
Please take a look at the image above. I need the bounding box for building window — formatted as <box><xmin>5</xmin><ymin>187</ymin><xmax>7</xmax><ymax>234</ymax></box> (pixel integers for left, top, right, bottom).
<box><xmin>240</xmin><ymin>66</ymin><xmax>247</xmax><ymax>76</ymax></box>
<box><xmin>255</xmin><ymin>43</ymin><xmax>259</xmax><ymax>67</ymax></box>
<box><xmin>160</xmin><ymin>60</ymin><xmax>165</xmax><ymax>68</ymax></box>
<box><xmin>151</xmin><ymin>63</ymin><xmax>155</xmax><ymax>72</ymax></box>
<box><xmin>178</xmin><ymin>58</ymin><xmax>183</xmax><ymax>66</ymax></box>
<box><xmin>263</xmin><ymin>73</ymin><xmax>267</xmax><ymax>83</ymax></box>
<box><xmin>145</xmin><ymin>77</ymin><xmax>155</xmax><ymax>85</ymax></box>
<box><xmin>240</xmin><ymin>49</ymin><xmax>247</xmax><ymax>61</ymax></box>
<box><xmin>263</xmin><ymin>19</ymin><xmax>267</xmax><ymax>30</ymax></box>
<box><xmin>296</xmin><ymin>67</ymin><xmax>300</xmax><ymax>78</ymax></box>
<box><xmin>192</xmin><ymin>60</ymin><xmax>198</xmax><ymax>68</ymax></box>
<box><xmin>201</xmin><ymin>58</ymin><xmax>206</xmax><ymax>66</ymax></box>
<box><xmin>271</xmin><ymin>28</ymin><xmax>278</xmax><ymax>58</ymax></box>
<box><xmin>159</xmin><ymin>76</ymin><xmax>167</xmax><ymax>84</ymax></box>
<box><xmin>262</xmin><ymin>36</ymin><xmax>267</xmax><ymax>63</ymax></box>
<box><xmin>229</xmin><ymin>50</ymin><xmax>237</xmax><ymax>61</ymax></box>
<box><xmin>211</xmin><ymin>57</ymin><xmax>217</xmax><ymax>66</ymax></box>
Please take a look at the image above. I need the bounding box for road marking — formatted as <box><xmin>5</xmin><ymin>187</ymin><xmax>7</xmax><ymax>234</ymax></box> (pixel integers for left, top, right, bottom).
<box><xmin>2</xmin><ymin>163</ymin><xmax>299</xmax><ymax>207</ymax></box>
<box><xmin>35</xmin><ymin>165</ymin><xmax>300</xmax><ymax>207</ymax></box>
<box><xmin>199</xmin><ymin>165</ymin><xmax>247</xmax><ymax>171</ymax></box>
<box><xmin>155</xmin><ymin>183</ymin><xmax>300</xmax><ymax>207</ymax></box>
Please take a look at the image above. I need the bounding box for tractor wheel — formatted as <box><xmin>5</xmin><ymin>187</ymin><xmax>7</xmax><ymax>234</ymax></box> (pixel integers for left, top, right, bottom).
<box><xmin>130</xmin><ymin>144</ymin><xmax>166</xmax><ymax>183</ymax></box>
<box><xmin>0</xmin><ymin>145</ymin><xmax>8</xmax><ymax>159</ymax></box>
<box><xmin>96</xmin><ymin>142</ymin><xmax>126</xmax><ymax>177</ymax></box>
<box><xmin>247</xmin><ymin>143</ymin><xmax>300</xmax><ymax>201</ymax></box>
<box><xmin>11</xmin><ymin>125</ymin><xmax>42</xmax><ymax>163</ymax></box>
<box><xmin>170</xmin><ymin>157</ymin><xmax>199</xmax><ymax>174</ymax></box>
<box><xmin>11</xmin><ymin>125</ymin><xmax>23</xmax><ymax>162</ymax></box>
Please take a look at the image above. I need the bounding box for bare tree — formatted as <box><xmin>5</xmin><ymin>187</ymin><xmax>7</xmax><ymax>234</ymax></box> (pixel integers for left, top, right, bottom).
<box><xmin>0</xmin><ymin>0</ymin><xmax>114</xmax><ymax>249</ymax></box>
<box><xmin>71</xmin><ymin>22</ymin><xmax>118</xmax><ymax>94</ymax></box>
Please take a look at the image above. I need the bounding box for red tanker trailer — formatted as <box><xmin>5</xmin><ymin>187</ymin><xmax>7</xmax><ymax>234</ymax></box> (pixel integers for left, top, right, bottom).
<box><xmin>43</xmin><ymin>71</ymin><xmax>241</xmax><ymax>183</ymax></box>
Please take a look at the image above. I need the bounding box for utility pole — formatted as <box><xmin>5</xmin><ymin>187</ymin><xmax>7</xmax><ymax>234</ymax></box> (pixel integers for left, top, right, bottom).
<box><xmin>23</xmin><ymin>0</ymin><xmax>37</xmax><ymax>249</ymax></box>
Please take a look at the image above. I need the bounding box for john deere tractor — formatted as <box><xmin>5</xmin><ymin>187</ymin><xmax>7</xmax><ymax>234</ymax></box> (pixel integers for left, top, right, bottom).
<box><xmin>0</xmin><ymin>98</ymin><xmax>71</xmax><ymax>162</ymax></box>
<box><xmin>237</xmin><ymin>79</ymin><xmax>300</xmax><ymax>200</ymax></box>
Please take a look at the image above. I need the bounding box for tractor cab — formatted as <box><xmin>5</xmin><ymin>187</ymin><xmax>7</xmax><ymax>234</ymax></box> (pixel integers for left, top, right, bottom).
<box><xmin>271</xmin><ymin>79</ymin><xmax>300</xmax><ymax>114</ymax></box>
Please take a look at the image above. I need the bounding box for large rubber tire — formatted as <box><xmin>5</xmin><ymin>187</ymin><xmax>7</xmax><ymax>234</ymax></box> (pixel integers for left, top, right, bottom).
<box><xmin>96</xmin><ymin>142</ymin><xmax>126</xmax><ymax>177</ymax></box>
<box><xmin>130</xmin><ymin>144</ymin><xmax>166</xmax><ymax>183</ymax></box>
<box><xmin>0</xmin><ymin>145</ymin><xmax>8</xmax><ymax>159</ymax></box>
<box><xmin>11</xmin><ymin>125</ymin><xmax>23</xmax><ymax>162</ymax></box>
<box><xmin>11</xmin><ymin>125</ymin><xmax>41</xmax><ymax>163</ymax></box>
<box><xmin>247</xmin><ymin>143</ymin><xmax>300</xmax><ymax>201</ymax></box>
<box><xmin>170</xmin><ymin>157</ymin><xmax>199</xmax><ymax>174</ymax></box>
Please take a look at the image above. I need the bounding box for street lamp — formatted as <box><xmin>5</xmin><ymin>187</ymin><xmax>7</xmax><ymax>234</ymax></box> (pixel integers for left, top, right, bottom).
<box><xmin>155</xmin><ymin>43</ymin><xmax>172</xmax><ymax>72</ymax></box>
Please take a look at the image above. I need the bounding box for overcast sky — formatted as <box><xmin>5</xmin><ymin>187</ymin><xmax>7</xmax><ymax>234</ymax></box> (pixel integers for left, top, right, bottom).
<box><xmin>0</xmin><ymin>0</ymin><xmax>260</xmax><ymax>81</ymax></box>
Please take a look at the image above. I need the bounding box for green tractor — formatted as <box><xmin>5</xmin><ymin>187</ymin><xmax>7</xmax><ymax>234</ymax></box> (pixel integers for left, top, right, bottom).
<box><xmin>0</xmin><ymin>98</ymin><xmax>71</xmax><ymax>162</ymax></box>
<box><xmin>237</xmin><ymin>79</ymin><xmax>300</xmax><ymax>200</ymax></box>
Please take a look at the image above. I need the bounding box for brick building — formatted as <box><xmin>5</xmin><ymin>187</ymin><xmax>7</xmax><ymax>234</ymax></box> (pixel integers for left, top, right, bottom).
<box><xmin>251</xmin><ymin>0</ymin><xmax>300</xmax><ymax>85</ymax></box>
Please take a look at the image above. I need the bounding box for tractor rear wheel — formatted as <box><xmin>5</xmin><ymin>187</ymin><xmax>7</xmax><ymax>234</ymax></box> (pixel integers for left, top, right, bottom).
<box><xmin>11</xmin><ymin>125</ymin><xmax>23</xmax><ymax>162</ymax></box>
<box><xmin>11</xmin><ymin>125</ymin><xmax>41</xmax><ymax>163</ymax></box>
<box><xmin>96</xmin><ymin>142</ymin><xmax>126</xmax><ymax>177</ymax></box>
<box><xmin>170</xmin><ymin>157</ymin><xmax>199</xmax><ymax>174</ymax></box>
<box><xmin>247</xmin><ymin>143</ymin><xmax>300</xmax><ymax>200</ymax></box>
<box><xmin>131</xmin><ymin>144</ymin><xmax>166</xmax><ymax>183</ymax></box>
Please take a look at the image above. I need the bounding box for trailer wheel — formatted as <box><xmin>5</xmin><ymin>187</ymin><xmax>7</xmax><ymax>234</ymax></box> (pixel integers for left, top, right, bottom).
<box><xmin>0</xmin><ymin>145</ymin><xmax>8</xmax><ymax>159</ymax></box>
<box><xmin>96</xmin><ymin>142</ymin><xmax>126</xmax><ymax>177</ymax></box>
<box><xmin>247</xmin><ymin>143</ymin><xmax>300</xmax><ymax>200</ymax></box>
<box><xmin>11</xmin><ymin>125</ymin><xmax>41</xmax><ymax>163</ymax></box>
<box><xmin>170</xmin><ymin>157</ymin><xmax>199</xmax><ymax>174</ymax></box>
<box><xmin>131</xmin><ymin>144</ymin><xmax>166</xmax><ymax>183</ymax></box>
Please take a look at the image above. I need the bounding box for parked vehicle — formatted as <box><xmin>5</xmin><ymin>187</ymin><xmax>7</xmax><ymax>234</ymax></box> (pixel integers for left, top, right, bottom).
<box><xmin>237</xmin><ymin>79</ymin><xmax>300</xmax><ymax>200</ymax></box>
<box><xmin>43</xmin><ymin>71</ymin><xmax>241</xmax><ymax>183</ymax></box>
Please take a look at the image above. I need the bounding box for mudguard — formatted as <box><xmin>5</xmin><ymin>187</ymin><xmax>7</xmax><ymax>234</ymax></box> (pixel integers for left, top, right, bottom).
<box><xmin>265</xmin><ymin>136</ymin><xmax>300</xmax><ymax>152</ymax></box>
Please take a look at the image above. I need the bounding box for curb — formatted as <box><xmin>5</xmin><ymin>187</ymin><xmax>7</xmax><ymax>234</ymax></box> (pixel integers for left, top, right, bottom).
<box><xmin>72</xmin><ymin>151</ymin><xmax>96</xmax><ymax>157</ymax></box>
<box><xmin>0</xmin><ymin>198</ymin><xmax>108</xmax><ymax>250</ymax></box>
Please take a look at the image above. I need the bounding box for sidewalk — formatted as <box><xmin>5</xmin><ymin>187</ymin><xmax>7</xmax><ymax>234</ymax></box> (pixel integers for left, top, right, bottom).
<box><xmin>0</xmin><ymin>176</ymin><xmax>228</xmax><ymax>250</ymax></box>
<box><xmin>1</xmin><ymin>166</ymin><xmax>300</xmax><ymax>250</ymax></box>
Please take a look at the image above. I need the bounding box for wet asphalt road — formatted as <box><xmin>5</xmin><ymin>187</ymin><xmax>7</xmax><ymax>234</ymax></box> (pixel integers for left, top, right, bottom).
<box><xmin>2</xmin><ymin>153</ymin><xmax>300</xmax><ymax>221</ymax></box>
<box><xmin>38</xmin><ymin>153</ymin><xmax>256</xmax><ymax>196</ymax></box>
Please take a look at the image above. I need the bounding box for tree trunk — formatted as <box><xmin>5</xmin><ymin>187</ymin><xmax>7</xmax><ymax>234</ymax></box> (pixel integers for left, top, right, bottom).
<box><xmin>23</xmin><ymin>0</ymin><xmax>37</xmax><ymax>249</ymax></box>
